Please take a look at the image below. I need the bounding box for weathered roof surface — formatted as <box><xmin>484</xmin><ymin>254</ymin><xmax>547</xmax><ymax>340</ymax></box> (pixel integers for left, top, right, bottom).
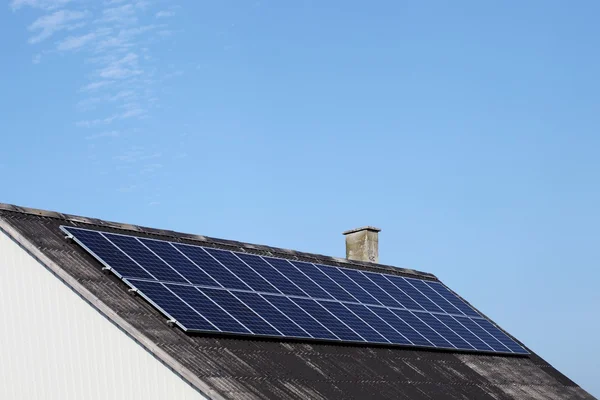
<box><xmin>0</xmin><ymin>204</ymin><xmax>594</xmax><ymax>400</ymax></box>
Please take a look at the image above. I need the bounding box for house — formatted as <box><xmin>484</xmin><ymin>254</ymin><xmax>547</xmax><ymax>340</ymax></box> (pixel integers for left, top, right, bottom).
<box><xmin>0</xmin><ymin>203</ymin><xmax>594</xmax><ymax>399</ymax></box>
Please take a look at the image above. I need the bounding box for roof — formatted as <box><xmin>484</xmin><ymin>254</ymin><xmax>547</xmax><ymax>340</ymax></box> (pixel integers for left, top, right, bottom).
<box><xmin>0</xmin><ymin>203</ymin><xmax>593</xmax><ymax>400</ymax></box>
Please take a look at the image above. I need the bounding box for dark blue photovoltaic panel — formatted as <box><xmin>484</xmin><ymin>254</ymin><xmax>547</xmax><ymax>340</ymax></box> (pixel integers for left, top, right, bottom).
<box><xmin>66</xmin><ymin>227</ymin><xmax>152</xmax><ymax>279</ymax></box>
<box><xmin>236</xmin><ymin>254</ymin><xmax>305</xmax><ymax>298</ymax></box>
<box><xmin>201</xmin><ymin>288</ymin><xmax>282</xmax><ymax>336</ymax></box>
<box><xmin>140</xmin><ymin>239</ymin><xmax>220</xmax><ymax>287</ymax></box>
<box><xmin>434</xmin><ymin>314</ymin><xmax>492</xmax><ymax>352</ymax></box>
<box><xmin>473</xmin><ymin>319</ymin><xmax>528</xmax><ymax>354</ymax></box>
<box><xmin>166</xmin><ymin>284</ymin><xmax>250</xmax><ymax>334</ymax></box>
<box><xmin>205</xmin><ymin>248</ymin><xmax>280</xmax><ymax>294</ymax></box>
<box><xmin>105</xmin><ymin>233</ymin><xmax>187</xmax><ymax>283</ymax></box>
<box><xmin>262</xmin><ymin>294</ymin><xmax>338</xmax><ymax>340</ymax></box>
<box><xmin>343</xmin><ymin>269</ymin><xmax>404</xmax><ymax>308</ymax></box>
<box><xmin>407</xmin><ymin>278</ymin><xmax>464</xmax><ymax>316</ymax></box>
<box><xmin>319</xmin><ymin>300</ymin><xmax>389</xmax><ymax>343</ymax></box>
<box><xmin>233</xmin><ymin>291</ymin><xmax>310</xmax><ymax>338</ymax></box>
<box><xmin>426</xmin><ymin>281</ymin><xmax>481</xmax><ymax>318</ymax></box>
<box><xmin>392</xmin><ymin>310</ymin><xmax>454</xmax><ymax>348</ymax></box>
<box><xmin>256</xmin><ymin>258</ymin><xmax>309</xmax><ymax>297</ymax></box>
<box><xmin>318</xmin><ymin>266</ymin><xmax>382</xmax><ymax>305</ymax></box>
<box><xmin>175</xmin><ymin>244</ymin><xmax>251</xmax><ymax>291</ymax></box>
<box><xmin>292</xmin><ymin>262</ymin><xmax>357</xmax><ymax>303</ymax></box>
<box><xmin>365</xmin><ymin>272</ymin><xmax>424</xmax><ymax>311</ymax></box>
<box><xmin>63</xmin><ymin>226</ymin><xmax>528</xmax><ymax>355</ymax></box>
<box><xmin>453</xmin><ymin>316</ymin><xmax>509</xmax><ymax>353</ymax></box>
<box><xmin>127</xmin><ymin>280</ymin><xmax>216</xmax><ymax>331</ymax></box>
<box><xmin>368</xmin><ymin>306</ymin><xmax>432</xmax><ymax>347</ymax></box>
<box><xmin>385</xmin><ymin>276</ymin><xmax>445</xmax><ymax>313</ymax></box>
<box><xmin>291</xmin><ymin>298</ymin><xmax>363</xmax><ymax>342</ymax></box>
<box><xmin>344</xmin><ymin>303</ymin><xmax>412</xmax><ymax>345</ymax></box>
<box><xmin>416</xmin><ymin>312</ymin><xmax>473</xmax><ymax>350</ymax></box>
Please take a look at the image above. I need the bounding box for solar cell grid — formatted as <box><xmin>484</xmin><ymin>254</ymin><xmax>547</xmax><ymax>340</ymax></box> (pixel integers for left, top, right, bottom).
<box><xmin>291</xmin><ymin>297</ymin><xmax>364</xmax><ymax>342</ymax></box>
<box><xmin>343</xmin><ymin>269</ymin><xmax>404</xmax><ymax>308</ymax></box>
<box><xmin>293</xmin><ymin>262</ymin><xmax>358</xmax><ymax>303</ymax></box>
<box><xmin>344</xmin><ymin>303</ymin><xmax>412</xmax><ymax>345</ymax></box>
<box><xmin>72</xmin><ymin>229</ymin><xmax>152</xmax><ymax>279</ymax></box>
<box><xmin>407</xmin><ymin>279</ymin><xmax>464</xmax><ymax>316</ymax></box>
<box><xmin>165</xmin><ymin>284</ymin><xmax>250</xmax><ymax>334</ymax></box>
<box><xmin>386</xmin><ymin>276</ymin><xmax>445</xmax><ymax>314</ymax></box>
<box><xmin>434</xmin><ymin>314</ymin><xmax>492</xmax><ymax>352</ymax></box>
<box><xmin>369</xmin><ymin>306</ymin><xmax>433</xmax><ymax>347</ymax></box>
<box><xmin>262</xmin><ymin>294</ymin><xmax>338</xmax><ymax>340</ymax></box>
<box><xmin>233</xmin><ymin>291</ymin><xmax>310</xmax><ymax>338</ymax></box>
<box><xmin>236</xmin><ymin>254</ymin><xmax>303</xmax><ymax>297</ymax></box>
<box><xmin>105</xmin><ymin>233</ymin><xmax>187</xmax><ymax>283</ymax></box>
<box><xmin>318</xmin><ymin>266</ymin><xmax>381</xmax><ymax>305</ymax></box>
<box><xmin>426</xmin><ymin>282</ymin><xmax>481</xmax><ymax>318</ymax></box>
<box><xmin>258</xmin><ymin>258</ymin><xmax>310</xmax><ymax>297</ymax></box>
<box><xmin>175</xmin><ymin>244</ymin><xmax>251</xmax><ymax>291</ymax></box>
<box><xmin>128</xmin><ymin>280</ymin><xmax>216</xmax><ymax>331</ymax></box>
<box><xmin>140</xmin><ymin>239</ymin><xmax>220</xmax><ymax>287</ymax></box>
<box><xmin>319</xmin><ymin>300</ymin><xmax>390</xmax><ymax>344</ymax></box>
<box><xmin>392</xmin><ymin>310</ymin><xmax>454</xmax><ymax>348</ymax></box>
<box><xmin>62</xmin><ymin>226</ymin><xmax>528</xmax><ymax>355</ymax></box>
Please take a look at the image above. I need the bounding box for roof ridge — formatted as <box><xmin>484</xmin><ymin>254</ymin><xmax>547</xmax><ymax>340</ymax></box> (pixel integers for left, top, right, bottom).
<box><xmin>0</xmin><ymin>202</ymin><xmax>435</xmax><ymax>279</ymax></box>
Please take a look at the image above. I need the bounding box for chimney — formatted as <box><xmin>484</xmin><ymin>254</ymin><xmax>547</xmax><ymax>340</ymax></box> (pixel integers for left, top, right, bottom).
<box><xmin>342</xmin><ymin>226</ymin><xmax>381</xmax><ymax>263</ymax></box>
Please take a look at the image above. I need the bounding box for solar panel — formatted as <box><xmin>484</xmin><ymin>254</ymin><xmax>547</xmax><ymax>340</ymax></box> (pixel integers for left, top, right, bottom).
<box><xmin>61</xmin><ymin>226</ymin><xmax>529</xmax><ymax>355</ymax></box>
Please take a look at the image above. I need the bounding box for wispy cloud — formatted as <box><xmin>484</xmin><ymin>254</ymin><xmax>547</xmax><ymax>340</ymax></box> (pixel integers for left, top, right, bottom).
<box><xmin>14</xmin><ymin>0</ymin><xmax>181</xmax><ymax>201</ymax></box>
<box><xmin>75</xmin><ymin>115</ymin><xmax>118</xmax><ymax>128</ymax></box>
<box><xmin>85</xmin><ymin>130</ymin><xmax>120</xmax><ymax>140</ymax></box>
<box><xmin>80</xmin><ymin>80</ymin><xmax>114</xmax><ymax>92</ymax></box>
<box><xmin>101</xmin><ymin>4</ymin><xmax>137</xmax><ymax>24</ymax></box>
<box><xmin>56</xmin><ymin>32</ymin><xmax>96</xmax><ymax>51</ymax></box>
<box><xmin>155</xmin><ymin>10</ymin><xmax>175</xmax><ymax>18</ymax></box>
<box><xmin>98</xmin><ymin>52</ymin><xmax>142</xmax><ymax>79</ymax></box>
<box><xmin>11</xmin><ymin>0</ymin><xmax>72</xmax><ymax>11</ymax></box>
<box><xmin>28</xmin><ymin>9</ymin><xmax>88</xmax><ymax>44</ymax></box>
<box><xmin>114</xmin><ymin>147</ymin><xmax>161</xmax><ymax>163</ymax></box>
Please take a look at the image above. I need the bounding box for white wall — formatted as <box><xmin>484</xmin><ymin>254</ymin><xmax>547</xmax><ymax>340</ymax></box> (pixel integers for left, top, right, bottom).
<box><xmin>0</xmin><ymin>230</ymin><xmax>207</xmax><ymax>400</ymax></box>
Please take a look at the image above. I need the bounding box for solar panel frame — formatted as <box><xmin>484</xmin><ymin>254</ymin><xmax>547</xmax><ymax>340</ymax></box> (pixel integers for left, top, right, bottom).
<box><xmin>61</xmin><ymin>225</ymin><xmax>529</xmax><ymax>355</ymax></box>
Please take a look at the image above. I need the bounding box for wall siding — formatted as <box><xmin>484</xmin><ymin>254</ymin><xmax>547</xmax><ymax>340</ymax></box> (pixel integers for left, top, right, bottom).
<box><xmin>0</xmin><ymin>230</ymin><xmax>207</xmax><ymax>400</ymax></box>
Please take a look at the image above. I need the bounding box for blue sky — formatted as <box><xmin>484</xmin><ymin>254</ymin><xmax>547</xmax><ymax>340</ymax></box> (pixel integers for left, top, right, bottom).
<box><xmin>2</xmin><ymin>0</ymin><xmax>599</xmax><ymax>396</ymax></box>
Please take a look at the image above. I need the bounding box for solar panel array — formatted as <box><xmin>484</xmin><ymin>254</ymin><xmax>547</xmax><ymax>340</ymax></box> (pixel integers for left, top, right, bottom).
<box><xmin>61</xmin><ymin>226</ymin><xmax>528</xmax><ymax>354</ymax></box>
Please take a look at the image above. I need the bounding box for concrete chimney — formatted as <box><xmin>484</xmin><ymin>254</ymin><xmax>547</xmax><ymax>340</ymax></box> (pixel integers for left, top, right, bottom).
<box><xmin>343</xmin><ymin>226</ymin><xmax>381</xmax><ymax>263</ymax></box>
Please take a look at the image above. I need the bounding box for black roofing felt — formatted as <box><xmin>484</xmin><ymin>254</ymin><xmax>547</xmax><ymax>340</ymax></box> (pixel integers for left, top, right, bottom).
<box><xmin>0</xmin><ymin>204</ymin><xmax>594</xmax><ymax>400</ymax></box>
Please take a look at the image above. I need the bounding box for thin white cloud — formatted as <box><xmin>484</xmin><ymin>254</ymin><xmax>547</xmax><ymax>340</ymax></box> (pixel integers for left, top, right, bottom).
<box><xmin>76</xmin><ymin>105</ymin><xmax>144</xmax><ymax>127</ymax></box>
<box><xmin>28</xmin><ymin>9</ymin><xmax>88</xmax><ymax>44</ymax></box>
<box><xmin>101</xmin><ymin>4</ymin><xmax>136</xmax><ymax>24</ymax></box>
<box><xmin>155</xmin><ymin>10</ymin><xmax>175</xmax><ymax>18</ymax></box>
<box><xmin>80</xmin><ymin>80</ymin><xmax>114</xmax><ymax>92</ymax></box>
<box><xmin>141</xmin><ymin>163</ymin><xmax>163</xmax><ymax>174</ymax></box>
<box><xmin>76</xmin><ymin>114</ymin><xmax>118</xmax><ymax>128</ymax></box>
<box><xmin>14</xmin><ymin>0</ymin><xmax>180</xmax><ymax>155</ymax></box>
<box><xmin>119</xmin><ymin>106</ymin><xmax>144</xmax><ymax>119</ymax></box>
<box><xmin>57</xmin><ymin>32</ymin><xmax>96</xmax><ymax>51</ymax></box>
<box><xmin>10</xmin><ymin>0</ymin><xmax>72</xmax><ymax>10</ymax></box>
<box><xmin>108</xmin><ymin>90</ymin><xmax>135</xmax><ymax>101</ymax></box>
<box><xmin>114</xmin><ymin>148</ymin><xmax>161</xmax><ymax>163</ymax></box>
<box><xmin>86</xmin><ymin>130</ymin><xmax>120</xmax><ymax>140</ymax></box>
<box><xmin>98</xmin><ymin>52</ymin><xmax>142</xmax><ymax>79</ymax></box>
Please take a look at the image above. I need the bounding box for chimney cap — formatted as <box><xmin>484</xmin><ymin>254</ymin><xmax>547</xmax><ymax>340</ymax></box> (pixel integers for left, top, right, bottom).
<box><xmin>342</xmin><ymin>226</ymin><xmax>381</xmax><ymax>235</ymax></box>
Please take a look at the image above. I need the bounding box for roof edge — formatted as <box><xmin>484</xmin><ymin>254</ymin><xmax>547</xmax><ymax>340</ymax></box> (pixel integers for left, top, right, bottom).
<box><xmin>0</xmin><ymin>215</ymin><xmax>227</xmax><ymax>400</ymax></box>
<box><xmin>0</xmin><ymin>202</ymin><xmax>436</xmax><ymax>279</ymax></box>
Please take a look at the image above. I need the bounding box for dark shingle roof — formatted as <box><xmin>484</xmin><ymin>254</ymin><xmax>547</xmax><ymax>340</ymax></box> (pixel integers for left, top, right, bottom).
<box><xmin>0</xmin><ymin>203</ymin><xmax>593</xmax><ymax>400</ymax></box>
